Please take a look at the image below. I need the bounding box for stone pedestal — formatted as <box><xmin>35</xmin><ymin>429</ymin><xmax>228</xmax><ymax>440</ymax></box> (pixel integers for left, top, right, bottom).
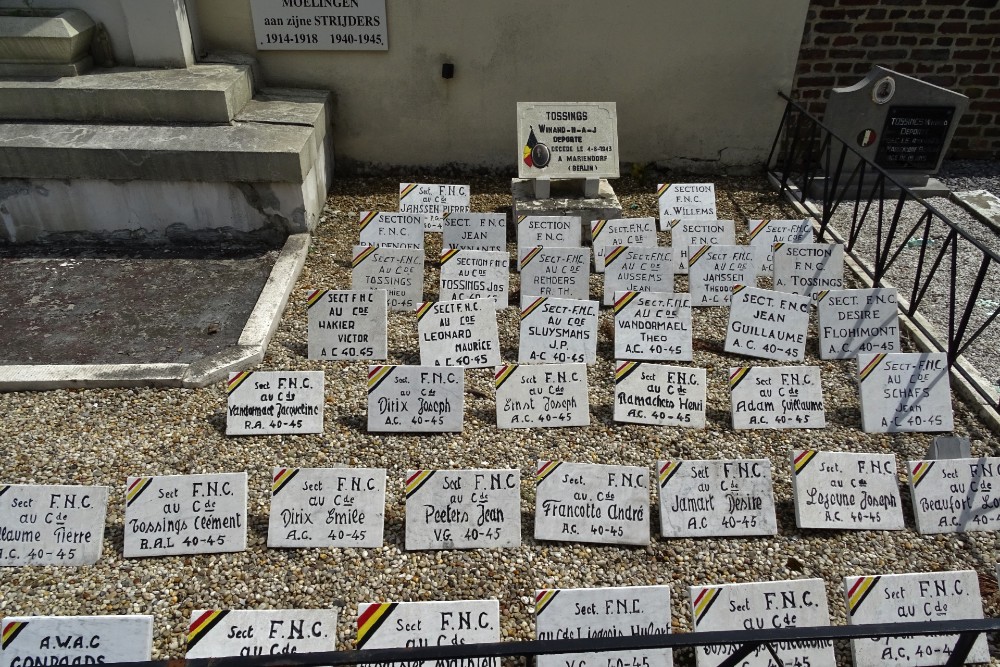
<box><xmin>511</xmin><ymin>178</ymin><xmax>622</xmax><ymax>243</ymax></box>
<box><xmin>0</xmin><ymin>8</ymin><xmax>95</xmax><ymax>76</ymax></box>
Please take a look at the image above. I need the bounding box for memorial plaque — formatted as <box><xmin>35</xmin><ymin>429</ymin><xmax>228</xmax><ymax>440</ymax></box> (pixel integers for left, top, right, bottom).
<box><xmin>226</xmin><ymin>371</ymin><xmax>324</xmax><ymax>436</ymax></box>
<box><xmin>845</xmin><ymin>570</ymin><xmax>988</xmax><ymax>666</ymax></box>
<box><xmin>517</xmin><ymin>215</ymin><xmax>583</xmax><ymax>248</ymax></box>
<box><xmin>0</xmin><ymin>484</ymin><xmax>108</xmax><ymax>566</ymax></box>
<box><xmin>495</xmin><ymin>364</ymin><xmax>589</xmax><ymax>429</ymax></box>
<box><xmin>817</xmin><ymin>288</ymin><xmax>900</xmax><ymax>359</ymax></box>
<box><xmin>602</xmin><ymin>246</ymin><xmax>674</xmax><ymax>306</ymax></box>
<box><xmin>656</xmin><ymin>184</ymin><xmax>717</xmax><ymax>231</ymax></box>
<box><xmin>613</xmin><ymin>292</ymin><xmax>692</xmax><ymax>361</ymax></box>
<box><xmin>267</xmin><ymin>467</ymin><xmax>386</xmax><ymax>548</ymax></box>
<box><xmin>613</xmin><ymin>363</ymin><xmax>706</xmax><ymax>428</ymax></box>
<box><xmin>791</xmin><ymin>451</ymin><xmax>904</xmax><ymax>530</ymax></box>
<box><xmin>358</xmin><ymin>211</ymin><xmax>425</xmax><ymax>249</ymax></box>
<box><xmin>351</xmin><ymin>245</ymin><xmax>424</xmax><ymax>311</ymax></box>
<box><xmin>591</xmin><ymin>217</ymin><xmax>657</xmax><ymax>272</ymax></box>
<box><xmin>416</xmin><ymin>299</ymin><xmax>500</xmax><ymax>368</ymax></box>
<box><xmin>747</xmin><ymin>219</ymin><xmax>814</xmax><ymax>276</ymax></box>
<box><xmin>249</xmin><ymin>0</ymin><xmax>387</xmax><ymax>51</ymax></box>
<box><xmin>687</xmin><ymin>245</ymin><xmax>756</xmax><ymax>306</ymax></box>
<box><xmin>404</xmin><ymin>469</ymin><xmax>520</xmax><ymax>549</ymax></box>
<box><xmin>186</xmin><ymin>609</ymin><xmax>337</xmax><ymax>658</ymax></box>
<box><xmin>690</xmin><ymin>579</ymin><xmax>834</xmax><ymax>667</ymax></box>
<box><xmin>658</xmin><ymin>459</ymin><xmax>776</xmax><ymax>537</ymax></box>
<box><xmin>123</xmin><ymin>473</ymin><xmax>247</xmax><ymax>557</ymax></box>
<box><xmin>667</xmin><ymin>219</ymin><xmax>734</xmax><ymax>274</ymax></box>
<box><xmin>908</xmin><ymin>457</ymin><xmax>1000</xmax><ymax>534</ymax></box>
<box><xmin>0</xmin><ymin>616</ymin><xmax>152</xmax><ymax>667</ymax></box>
<box><xmin>306</xmin><ymin>289</ymin><xmax>387</xmax><ymax>361</ymax></box>
<box><xmin>535</xmin><ymin>461</ymin><xmax>649</xmax><ymax>545</ymax></box>
<box><xmin>773</xmin><ymin>243</ymin><xmax>844</xmax><ymax>301</ymax></box>
<box><xmin>519</xmin><ymin>247</ymin><xmax>590</xmax><ymax>300</ymax></box>
<box><xmin>876</xmin><ymin>106</ymin><xmax>957</xmax><ymax>171</ymax></box>
<box><xmin>729</xmin><ymin>366</ymin><xmax>826</xmax><ymax>430</ymax></box>
<box><xmin>535</xmin><ymin>586</ymin><xmax>673</xmax><ymax>667</ymax></box>
<box><xmin>442</xmin><ymin>213</ymin><xmax>507</xmax><ymax>252</ymax></box>
<box><xmin>725</xmin><ymin>286</ymin><xmax>810</xmax><ymax>361</ymax></box>
<box><xmin>367</xmin><ymin>365</ymin><xmax>464</xmax><ymax>433</ymax></box>
<box><xmin>439</xmin><ymin>248</ymin><xmax>509</xmax><ymax>306</ymax></box>
<box><xmin>857</xmin><ymin>353</ymin><xmax>953</xmax><ymax>433</ymax></box>
<box><xmin>517</xmin><ymin>102</ymin><xmax>619</xmax><ymax>180</ymax></box>
<box><xmin>518</xmin><ymin>297</ymin><xmax>598</xmax><ymax>364</ymax></box>
<box><xmin>399</xmin><ymin>183</ymin><xmax>471</xmax><ymax>232</ymax></box>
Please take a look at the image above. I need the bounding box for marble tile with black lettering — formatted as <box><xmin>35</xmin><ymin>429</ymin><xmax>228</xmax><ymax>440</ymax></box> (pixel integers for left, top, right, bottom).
<box><xmin>495</xmin><ymin>364</ymin><xmax>589</xmax><ymax>429</ymax></box>
<box><xmin>687</xmin><ymin>245</ymin><xmax>756</xmax><ymax>306</ymax></box>
<box><xmin>416</xmin><ymin>298</ymin><xmax>500</xmax><ymax>368</ymax></box>
<box><xmin>405</xmin><ymin>469</ymin><xmax>520</xmax><ymax>549</ymax></box>
<box><xmin>0</xmin><ymin>615</ymin><xmax>152</xmax><ymax>667</ymax></box>
<box><xmin>729</xmin><ymin>366</ymin><xmax>826</xmax><ymax>429</ymax></box>
<box><xmin>186</xmin><ymin>609</ymin><xmax>337</xmax><ymax>658</ymax></box>
<box><xmin>667</xmin><ymin>219</ymin><xmax>734</xmax><ymax>274</ymax></box>
<box><xmin>268</xmin><ymin>467</ymin><xmax>386</xmax><ymax>548</ymax></box>
<box><xmin>817</xmin><ymin>288</ymin><xmax>899</xmax><ymax>359</ymax></box>
<box><xmin>657</xmin><ymin>183</ymin><xmax>717</xmax><ymax>231</ymax></box>
<box><xmin>351</xmin><ymin>245</ymin><xmax>424</xmax><ymax>311</ymax></box>
<box><xmin>613</xmin><ymin>292</ymin><xmax>692</xmax><ymax>361</ymax></box>
<box><xmin>439</xmin><ymin>249</ymin><xmax>510</xmax><ymax>306</ymax></box>
<box><xmin>857</xmin><ymin>352</ymin><xmax>953</xmax><ymax>433</ymax></box>
<box><xmin>226</xmin><ymin>371</ymin><xmax>324</xmax><ymax>435</ymax></box>
<box><xmin>367</xmin><ymin>365</ymin><xmax>464</xmax><ymax>433</ymax></box>
<box><xmin>399</xmin><ymin>183</ymin><xmax>470</xmax><ymax>232</ymax></box>
<box><xmin>658</xmin><ymin>459</ymin><xmax>776</xmax><ymax>537</ymax></box>
<box><xmin>519</xmin><ymin>247</ymin><xmax>590</xmax><ymax>300</ymax></box>
<box><xmin>534</xmin><ymin>461</ymin><xmax>649</xmax><ymax>545</ymax></box>
<box><xmin>773</xmin><ymin>242</ymin><xmax>844</xmax><ymax>301</ymax></box>
<box><xmin>306</xmin><ymin>289</ymin><xmax>387</xmax><ymax>361</ymax></box>
<box><xmin>358</xmin><ymin>211</ymin><xmax>426</xmax><ymax>249</ymax></box>
<box><xmin>517</xmin><ymin>215</ymin><xmax>582</xmax><ymax>248</ymax></box>
<box><xmin>442</xmin><ymin>212</ymin><xmax>507</xmax><ymax>252</ymax></box>
<box><xmin>747</xmin><ymin>219</ymin><xmax>813</xmax><ymax>276</ymax></box>
<box><xmin>791</xmin><ymin>451</ymin><xmax>904</xmax><ymax>530</ymax></box>
<box><xmin>602</xmin><ymin>246</ymin><xmax>674</xmax><ymax>305</ymax></box>
<box><xmin>725</xmin><ymin>286</ymin><xmax>810</xmax><ymax>361</ymax></box>
<box><xmin>613</xmin><ymin>363</ymin><xmax>706</xmax><ymax>428</ymax></box>
<box><xmin>519</xmin><ymin>297</ymin><xmax>598</xmax><ymax>364</ymax></box>
<box><xmin>908</xmin><ymin>457</ymin><xmax>1000</xmax><ymax>534</ymax></box>
<box><xmin>591</xmin><ymin>217</ymin><xmax>657</xmax><ymax>272</ymax></box>
<box><xmin>0</xmin><ymin>484</ymin><xmax>108</xmax><ymax>566</ymax></box>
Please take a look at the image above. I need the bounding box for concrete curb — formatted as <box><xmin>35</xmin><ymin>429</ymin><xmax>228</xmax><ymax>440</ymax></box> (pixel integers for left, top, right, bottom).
<box><xmin>0</xmin><ymin>233</ymin><xmax>310</xmax><ymax>392</ymax></box>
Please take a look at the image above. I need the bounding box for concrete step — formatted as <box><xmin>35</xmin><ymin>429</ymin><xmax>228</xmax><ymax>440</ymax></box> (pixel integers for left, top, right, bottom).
<box><xmin>0</xmin><ymin>63</ymin><xmax>254</xmax><ymax>124</ymax></box>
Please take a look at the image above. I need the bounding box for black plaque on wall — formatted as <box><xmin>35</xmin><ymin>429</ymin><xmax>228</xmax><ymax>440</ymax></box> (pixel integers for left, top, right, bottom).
<box><xmin>875</xmin><ymin>105</ymin><xmax>955</xmax><ymax>171</ymax></box>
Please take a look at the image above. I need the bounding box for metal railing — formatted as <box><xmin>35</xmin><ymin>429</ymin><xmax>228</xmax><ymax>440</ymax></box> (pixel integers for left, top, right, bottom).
<box><xmin>766</xmin><ymin>93</ymin><xmax>1000</xmax><ymax>414</ymax></box>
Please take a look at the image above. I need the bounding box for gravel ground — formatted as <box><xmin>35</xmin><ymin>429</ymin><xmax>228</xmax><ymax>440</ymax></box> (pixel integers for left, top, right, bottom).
<box><xmin>1</xmin><ymin>171</ymin><xmax>999</xmax><ymax>666</ymax></box>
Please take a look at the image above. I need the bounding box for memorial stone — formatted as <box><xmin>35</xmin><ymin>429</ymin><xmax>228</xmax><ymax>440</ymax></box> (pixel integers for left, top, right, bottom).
<box><xmin>857</xmin><ymin>353</ymin><xmax>953</xmax><ymax>433</ymax></box>
<box><xmin>439</xmin><ymin>249</ymin><xmax>509</xmax><ymax>306</ymax></box>
<box><xmin>926</xmin><ymin>435</ymin><xmax>971</xmax><ymax>460</ymax></box>
<box><xmin>772</xmin><ymin>243</ymin><xmax>844</xmax><ymax>301</ymax></box>
<box><xmin>267</xmin><ymin>467</ymin><xmax>386</xmax><ymax>548</ymax></box>
<box><xmin>534</xmin><ymin>461</ymin><xmax>649</xmax><ymax>545</ymax></box>
<box><xmin>657</xmin><ymin>184</ymin><xmax>717</xmax><ymax>231</ymax></box>
<box><xmin>591</xmin><ymin>217</ymin><xmax>657</xmax><ymax>272</ymax></box>
<box><xmin>519</xmin><ymin>247</ymin><xmax>590</xmax><ymax>300</ymax></box>
<box><xmin>123</xmin><ymin>473</ymin><xmax>247</xmax><ymax>557</ymax></box>
<box><xmin>367</xmin><ymin>365</ymin><xmax>464</xmax><ymax>433</ymax></box>
<box><xmin>442</xmin><ymin>213</ymin><xmax>507</xmax><ymax>252</ymax></box>
<box><xmin>613</xmin><ymin>363</ymin><xmax>706</xmax><ymax>428</ymax></box>
<box><xmin>668</xmin><ymin>219</ymin><xmax>734</xmax><ymax>274</ymax></box>
<box><xmin>399</xmin><ymin>183</ymin><xmax>471</xmax><ymax>232</ymax></box>
<box><xmin>602</xmin><ymin>246</ymin><xmax>674</xmax><ymax>306</ymax></box>
<box><xmin>613</xmin><ymin>292</ymin><xmax>692</xmax><ymax>361</ymax></box>
<box><xmin>307</xmin><ymin>290</ymin><xmax>387</xmax><ymax>361</ymax></box>
<box><xmin>908</xmin><ymin>457</ymin><xmax>1000</xmax><ymax>534</ymax></box>
<box><xmin>416</xmin><ymin>299</ymin><xmax>500</xmax><ymax>368</ymax></box>
<box><xmin>817</xmin><ymin>288</ymin><xmax>900</xmax><ymax>359</ymax></box>
<box><xmin>0</xmin><ymin>484</ymin><xmax>108</xmax><ymax>566</ymax></box>
<box><xmin>517</xmin><ymin>215</ymin><xmax>583</xmax><ymax>248</ymax></box>
<box><xmin>747</xmin><ymin>219</ymin><xmax>814</xmax><ymax>276</ymax></box>
<box><xmin>729</xmin><ymin>366</ymin><xmax>826</xmax><ymax>429</ymax></box>
<box><xmin>687</xmin><ymin>245</ymin><xmax>756</xmax><ymax>306</ymax></box>
<box><xmin>0</xmin><ymin>616</ymin><xmax>152</xmax><ymax>667</ymax></box>
<box><xmin>725</xmin><ymin>286</ymin><xmax>810</xmax><ymax>361</ymax></box>
<box><xmin>517</xmin><ymin>102</ymin><xmax>620</xmax><ymax>180</ymax></box>
<box><xmin>844</xmin><ymin>570</ymin><xmax>988</xmax><ymax>666</ymax></box>
<box><xmin>249</xmin><ymin>0</ymin><xmax>388</xmax><ymax>51</ymax></box>
<box><xmin>352</xmin><ymin>245</ymin><xmax>424</xmax><ymax>311</ymax></box>
<box><xmin>226</xmin><ymin>371</ymin><xmax>324</xmax><ymax>435</ymax></box>
<box><xmin>657</xmin><ymin>459</ymin><xmax>776</xmax><ymax>537</ymax></box>
<box><xmin>495</xmin><ymin>364</ymin><xmax>590</xmax><ymax>429</ymax></box>
<box><xmin>791</xmin><ymin>451</ymin><xmax>904</xmax><ymax>530</ymax></box>
<box><xmin>518</xmin><ymin>297</ymin><xmax>598</xmax><ymax>364</ymax></box>
<box><xmin>404</xmin><ymin>469</ymin><xmax>520</xmax><ymax>549</ymax></box>
<box><xmin>358</xmin><ymin>211</ymin><xmax>426</xmax><ymax>249</ymax></box>
<box><xmin>186</xmin><ymin>609</ymin><xmax>337</xmax><ymax>658</ymax></box>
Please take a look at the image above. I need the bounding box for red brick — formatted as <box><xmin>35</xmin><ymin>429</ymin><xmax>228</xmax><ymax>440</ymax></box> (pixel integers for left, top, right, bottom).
<box><xmin>900</xmin><ymin>36</ymin><xmax>919</xmax><ymax>45</ymax></box>
<box><xmin>862</xmin><ymin>35</ymin><xmax>879</xmax><ymax>46</ymax></box>
<box><xmin>967</xmin><ymin>0</ymin><xmax>996</xmax><ymax>7</ymax></box>
<box><xmin>960</xmin><ymin>74</ymin><xmax>1000</xmax><ymax>86</ymax></box>
<box><xmin>813</xmin><ymin>62</ymin><xmax>834</xmax><ymax>73</ymax></box>
<box><xmin>977</xmin><ymin>102</ymin><xmax>1000</xmax><ymax>112</ymax></box>
<box><xmin>955</xmin><ymin>63</ymin><xmax>974</xmax><ymax>74</ymax></box>
<box><xmin>815</xmin><ymin>36</ymin><xmax>831</xmax><ymax>46</ymax></box>
<box><xmin>991</xmin><ymin>9</ymin><xmax>1000</xmax><ymax>20</ymax></box>
<box><xmin>830</xmin><ymin>48</ymin><xmax>865</xmax><ymax>58</ymax></box>
<box><xmin>888</xmin><ymin>9</ymin><xmax>907</xmax><ymax>19</ymax></box>
<box><xmin>970</xmin><ymin>23</ymin><xmax>1000</xmax><ymax>34</ymax></box>
<box><xmin>893</xmin><ymin>62</ymin><xmax>916</xmax><ymax>74</ymax></box>
<box><xmin>833</xmin><ymin>35</ymin><xmax>858</xmax><ymax>46</ymax></box>
<box><xmin>946</xmin><ymin>8</ymin><xmax>967</xmax><ymax>19</ymax></box>
<box><xmin>871</xmin><ymin>49</ymin><xmax>909</xmax><ymax>59</ymax></box>
<box><xmin>800</xmin><ymin>48</ymin><xmax>827</xmax><ymax>59</ymax></box>
<box><xmin>916</xmin><ymin>63</ymin><xmax>935</xmax><ymax>74</ymax></box>
<box><xmin>982</xmin><ymin>127</ymin><xmax>1000</xmax><ymax>137</ymax></box>
<box><xmin>841</xmin><ymin>62</ymin><xmax>861</xmax><ymax>73</ymax></box>
<box><xmin>815</xmin><ymin>21</ymin><xmax>853</xmax><ymax>33</ymax></box>
<box><xmin>911</xmin><ymin>48</ymin><xmax>952</xmax><ymax>60</ymax></box>
<box><xmin>895</xmin><ymin>22</ymin><xmax>937</xmax><ymax>33</ymax></box>
<box><xmin>973</xmin><ymin>63</ymin><xmax>991</xmax><ymax>73</ymax></box>
<box><xmin>867</xmin><ymin>8</ymin><xmax>887</xmax><ymax>19</ymax></box>
<box><xmin>798</xmin><ymin>76</ymin><xmax>836</xmax><ymax>87</ymax></box>
<box><xmin>854</xmin><ymin>21</ymin><xmax>893</xmax><ymax>31</ymax></box>
<box><xmin>938</xmin><ymin>22</ymin><xmax>969</xmax><ymax>34</ymax></box>
<box><xmin>965</xmin><ymin>88</ymin><xmax>986</xmax><ymax>99</ymax></box>
<box><xmin>820</xmin><ymin>8</ymin><xmax>847</xmax><ymax>19</ymax></box>
<box><xmin>881</xmin><ymin>35</ymin><xmax>900</xmax><ymax>45</ymax></box>
<box><xmin>955</xmin><ymin>49</ymin><xmax>991</xmax><ymax>59</ymax></box>
<box><xmin>967</xmin><ymin>10</ymin><xmax>986</xmax><ymax>20</ymax></box>
<box><xmin>918</xmin><ymin>37</ymin><xmax>934</xmax><ymax>45</ymax></box>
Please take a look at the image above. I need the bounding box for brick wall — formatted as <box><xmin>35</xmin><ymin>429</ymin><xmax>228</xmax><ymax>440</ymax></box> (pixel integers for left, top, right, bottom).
<box><xmin>793</xmin><ymin>0</ymin><xmax>1000</xmax><ymax>159</ymax></box>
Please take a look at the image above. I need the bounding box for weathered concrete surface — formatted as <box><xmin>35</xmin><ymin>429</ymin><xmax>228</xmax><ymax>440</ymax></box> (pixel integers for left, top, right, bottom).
<box><xmin>511</xmin><ymin>178</ymin><xmax>622</xmax><ymax>243</ymax></box>
<box><xmin>0</xmin><ymin>8</ymin><xmax>94</xmax><ymax>65</ymax></box>
<box><xmin>952</xmin><ymin>189</ymin><xmax>1000</xmax><ymax>232</ymax></box>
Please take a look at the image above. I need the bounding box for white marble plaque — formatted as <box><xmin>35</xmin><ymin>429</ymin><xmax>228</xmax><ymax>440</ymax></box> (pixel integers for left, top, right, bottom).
<box><xmin>747</xmin><ymin>219</ymin><xmax>814</xmax><ymax>276</ymax></box>
<box><xmin>613</xmin><ymin>292</ymin><xmax>692</xmax><ymax>361</ymax></box>
<box><xmin>535</xmin><ymin>586</ymin><xmax>673</xmax><ymax>667</ymax></box>
<box><xmin>517</xmin><ymin>215</ymin><xmax>583</xmax><ymax>248</ymax></box>
<box><xmin>495</xmin><ymin>364</ymin><xmax>589</xmax><ymax>429</ymax></box>
<box><xmin>0</xmin><ymin>485</ymin><xmax>108</xmax><ymax>566</ymax></box>
<box><xmin>367</xmin><ymin>365</ymin><xmax>464</xmax><ymax>432</ymax></box>
<box><xmin>729</xmin><ymin>366</ymin><xmax>826</xmax><ymax>429</ymax></box>
<box><xmin>306</xmin><ymin>289</ymin><xmax>387</xmax><ymax>361</ymax></box>
<box><xmin>399</xmin><ymin>183</ymin><xmax>470</xmax><ymax>232</ymax></box>
<box><xmin>602</xmin><ymin>246</ymin><xmax>674</xmax><ymax>305</ymax></box>
<box><xmin>687</xmin><ymin>244</ymin><xmax>756</xmax><ymax>306</ymax></box>
<box><xmin>0</xmin><ymin>615</ymin><xmax>152</xmax><ymax>667</ymax></box>
<box><xmin>186</xmin><ymin>609</ymin><xmax>337</xmax><ymax>658</ymax></box>
<box><xmin>845</xmin><ymin>570</ymin><xmax>988</xmax><ymax>666</ymax></box>
<box><xmin>817</xmin><ymin>288</ymin><xmax>900</xmax><ymax>359</ymax></box>
<box><xmin>613</xmin><ymin>363</ymin><xmax>706</xmax><ymax>428</ymax></box>
<box><xmin>351</xmin><ymin>245</ymin><xmax>424</xmax><ymax>311</ymax></box>
<box><xmin>657</xmin><ymin>183</ymin><xmax>717</xmax><ymax>231</ymax></box>
<box><xmin>439</xmin><ymin>249</ymin><xmax>509</xmax><ymax>306</ymax></box>
<box><xmin>267</xmin><ymin>467</ymin><xmax>386</xmax><ymax>548</ymax></box>
<box><xmin>773</xmin><ymin>242</ymin><xmax>845</xmax><ymax>301</ymax></box>
<box><xmin>416</xmin><ymin>299</ymin><xmax>500</xmax><ymax>368</ymax></box>
<box><xmin>358</xmin><ymin>211</ymin><xmax>425</xmax><ymax>249</ymax></box>
<box><xmin>226</xmin><ymin>371</ymin><xmax>324</xmax><ymax>436</ymax></box>
<box><xmin>690</xmin><ymin>579</ymin><xmax>834</xmax><ymax>667</ymax></box>
<box><xmin>404</xmin><ymin>469</ymin><xmax>520</xmax><ymax>550</ymax></box>
<box><xmin>518</xmin><ymin>102</ymin><xmax>619</xmax><ymax>180</ymax></box>
<box><xmin>519</xmin><ymin>297</ymin><xmax>598</xmax><ymax>364</ymax></box>
<box><xmin>857</xmin><ymin>353</ymin><xmax>953</xmax><ymax>433</ymax></box>
<box><xmin>591</xmin><ymin>217</ymin><xmax>657</xmax><ymax>272</ymax></box>
<box><xmin>667</xmin><ymin>219</ymin><xmax>733</xmax><ymax>274</ymax></box>
<box><xmin>791</xmin><ymin>451</ymin><xmax>904</xmax><ymax>530</ymax></box>
<box><xmin>519</xmin><ymin>247</ymin><xmax>590</xmax><ymax>300</ymax></box>
<box><xmin>248</xmin><ymin>0</ymin><xmax>387</xmax><ymax>51</ymax></box>
<box><xmin>442</xmin><ymin>213</ymin><xmax>507</xmax><ymax>252</ymax></box>
<box><xmin>123</xmin><ymin>473</ymin><xmax>247</xmax><ymax>557</ymax></box>
<box><xmin>725</xmin><ymin>286</ymin><xmax>810</xmax><ymax>361</ymax></box>
<box><xmin>534</xmin><ymin>461</ymin><xmax>649</xmax><ymax>545</ymax></box>
<box><xmin>658</xmin><ymin>459</ymin><xmax>776</xmax><ymax>537</ymax></box>
<box><xmin>908</xmin><ymin>457</ymin><xmax>1000</xmax><ymax>534</ymax></box>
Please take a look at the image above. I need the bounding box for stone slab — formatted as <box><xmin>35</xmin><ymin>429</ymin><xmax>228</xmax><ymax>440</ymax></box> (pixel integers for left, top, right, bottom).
<box><xmin>356</xmin><ymin>600</ymin><xmax>499</xmax><ymax>664</ymax></box>
<box><xmin>791</xmin><ymin>450</ymin><xmax>904</xmax><ymax>530</ymax></box>
<box><xmin>725</xmin><ymin>286</ymin><xmax>810</xmax><ymax>361</ymax></box>
<box><xmin>603</xmin><ymin>246</ymin><xmax>674</xmax><ymax>305</ymax></box>
<box><xmin>495</xmin><ymin>364</ymin><xmax>589</xmax><ymax>429</ymax></box>
<box><xmin>0</xmin><ymin>615</ymin><xmax>152</xmax><ymax>667</ymax></box>
<box><xmin>352</xmin><ymin>246</ymin><xmax>424</xmax><ymax>312</ymax></box>
<box><xmin>857</xmin><ymin>353</ymin><xmax>953</xmax><ymax>433</ymax></box>
<box><xmin>657</xmin><ymin>183</ymin><xmax>717</xmax><ymax>230</ymax></box>
<box><xmin>517</xmin><ymin>102</ymin><xmax>619</xmax><ymax>180</ymax></box>
<box><xmin>416</xmin><ymin>298</ymin><xmax>500</xmax><ymax>368</ymax></box>
<box><xmin>517</xmin><ymin>215</ymin><xmax>583</xmax><ymax>248</ymax></box>
<box><xmin>688</xmin><ymin>244</ymin><xmax>755</xmax><ymax>307</ymax></box>
<box><xmin>442</xmin><ymin>213</ymin><xmax>507</xmax><ymax>252</ymax></box>
<box><xmin>519</xmin><ymin>297</ymin><xmax>598</xmax><ymax>364</ymax></box>
<box><xmin>0</xmin><ymin>8</ymin><xmax>94</xmax><ymax>64</ymax></box>
<box><xmin>511</xmin><ymin>178</ymin><xmax>623</xmax><ymax>242</ymax></box>
<box><xmin>908</xmin><ymin>457</ymin><xmax>1000</xmax><ymax>534</ymax></box>
<box><xmin>926</xmin><ymin>436</ymin><xmax>971</xmax><ymax>460</ymax></box>
<box><xmin>226</xmin><ymin>371</ymin><xmax>324</xmax><ymax>435</ymax></box>
<box><xmin>729</xmin><ymin>366</ymin><xmax>826</xmax><ymax>429</ymax></box>
<box><xmin>591</xmin><ymin>217</ymin><xmax>657</xmax><ymax>272</ymax></box>
<box><xmin>0</xmin><ymin>56</ymin><xmax>91</xmax><ymax>77</ymax></box>
<box><xmin>747</xmin><ymin>219</ymin><xmax>814</xmax><ymax>276</ymax></box>
<box><xmin>307</xmin><ymin>289</ymin><xmax>387</xmax><ymax>361</ymax></box>
<box><xmin>186</xmin><ymin>609</ymin><xmax>338</xmax><ymax>658</ymax></box>
<box><xmin>358</xmin><ymin>211</ymin><xmax>425</xmax><ymax>249</ymax></box>
<box><xmin>439</xmin><ymin>249</ymin><xmax>510</xmax><ymax>306</ymax></box>
<box><xmin>367</xmin><ymin>365</ymin><xmax>464</xmax><ymax>432</ymax></box>
<box><xmin>613</xmin><ymin>292</ymin><xmax>692</xmax><ymax>361</ymax></box>
<box><xmin>952</xmin><ymin>189</ymin><xmax>1000</xmax><ymax>231</ymax></box>
<box><xmin>519</xmin><ymin>247</ymin><xmax>590</xmax><ymax>300</ymax></box>
<box><xmin>400</xmin><ymin>183</ymin><xmax>470</xmax><ymax>232</ymax></box>
<box><xmin>614</xmin><ymin>363</ymin><xmax>706</xmax><ymax>428</ymax></box>
<box><xmin>0</xmin><ymin>484</ymin><xmax>108</xmax><ymax>566</ymax></box>
<box><xmin>668</xmin><ymin>219</ymin><xmax>734</xmax><ymax>274</ymax></box>
<box><xmin>817</xmin><ymin>288</ymin><xmax>900</xmax><ymax>359</ymax></box>
<box><xmin>772</xmin><ymin>243</ymin><xmax>845</xmax><ymax>301</ymax></box>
